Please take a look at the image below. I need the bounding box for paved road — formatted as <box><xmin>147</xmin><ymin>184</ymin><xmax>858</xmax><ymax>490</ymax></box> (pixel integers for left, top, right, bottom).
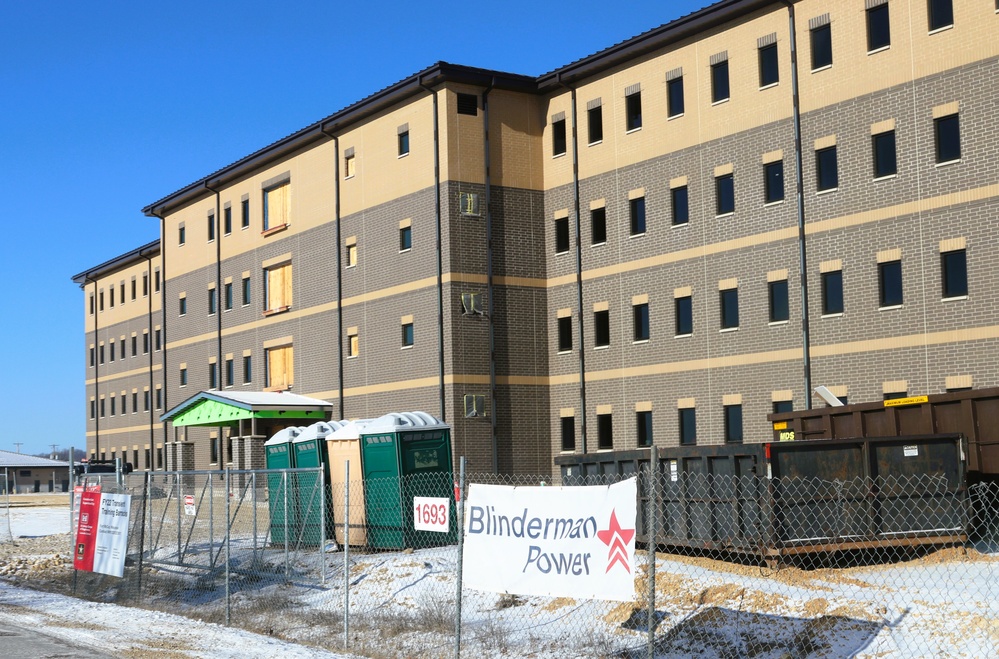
<box><xmin>0</xmin><ymin>620</ymin><xmax>115</xmax><ymax>658</ymax></box>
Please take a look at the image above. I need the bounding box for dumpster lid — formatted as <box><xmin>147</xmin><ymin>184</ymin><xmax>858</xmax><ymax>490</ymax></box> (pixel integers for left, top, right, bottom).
<box><xmin>327</xmin><ymin>419</ymin><xmax>374</xmax><ymax>441</ymax></box>
<box><xmin>294</xmin><ymin>420</ymin><xmax>347</xmax><ymax>443</ymax></box>
<box><xmin>363</xmin><ymin>411</ymin><xmax>449</xmax><ymax>433</ymax></box>
<box><xmin>264</xmin><ymin>426</ymin><xmax>304</xmax><ymax>445</ymax></box>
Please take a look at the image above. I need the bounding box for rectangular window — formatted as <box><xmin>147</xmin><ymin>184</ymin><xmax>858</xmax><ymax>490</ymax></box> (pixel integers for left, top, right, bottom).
<box><xmin>935</xmin><ymin>114</ymin><xmax>961</xmax><ymax>163</ymax></box>
<box><xmin>208</xmin><ymin>287</ymin><xmax>217</xmax><ymax>315</ymax></box>
<box><xmin>594</xmin><ymin>309</ymin><xmax>610</xmax><ymax>347</ymax></box>
<box><xmin>597</xmin><ymin>413</ymin><xmax>613</xmax><ymax>450</ymax></box>
<box><xmin>591</xmin><ymin>207</ymin><xmax>607</xmax><ymax>245</ymax></box>
<box><xmin>587</xmin><ymin>105</ymin><xmax>603</xmax><ymax>144</ymax></box>
<box><xmin>90</xmin><ymin>399</ymin><xmax>96</xmax><ymax>419</ymax></box>
<box><xmin>667</xmin><ymin>76</ymin><xmax>684</xmax><ymax>117</ymax></box>
<box><xmin>223</xmin><ymin>206</ymin><xmax>232</xmax><ymax>235</ymax></box>
<box><xmin>265</xmin><ymin>344</ymin><xmax>293</xmax><ymax>390</ymax></box>
<box><xmin>629</xmin><ymin>197</ymin><xmax>646</xmax><ymax>236</ymax></box>
<box><xmin>816</xmin><ymin>146</ymin><xmax>839</xmax><ymax>191</ymax></box>
<box><xmin>773</xmin><ymin>400</ymin><xmax>793</xmax><ymax>414</ymax></box>
<box><xmin>263</xmin><ymin>181</ymin><xmax>289</xmax><ymax>231</ymax></box>
<box><xmin>110</xmin><ymin>395</ymin><xmax>115</xmax><ymax>416</ymax></box>
<box><xmin>178</xmin><ymin>225</ymin><xmax>185</xmax><ymax>246</ymax></box>
<box><xmin>720</xmin><ymin>288</ymin><xmax>739</xmax><ymax>329</ymax></box>
<box><xmin>346</xmin><ymin>243</ymin><xmax>357</xmax><ymax>267</ymax></box>
<box><xmin>456</xmin><ymin>93</ymin><xmax>478</xmax><ymax>116</ymax></box>
<box><xmin>758</xmin><ymin>43</ymin><xmax>779</xmax><ymax>87</ymax></box>
<box><xmin>711</xmin><ymin>60</ymin><xmax>730</xmax><ymax>103</ymax></box>
<box><xmin>154</xmin><ymin>328</ymin><xmax>161</xmax><ymax>351</ymax></box>
<box><xmin>884</xmin><ymin>391</ymin><xmax>908</xmax><ymax>401</ymax></box>
<box><xmin>715</xmin><ymin>173</ymin><xmax>735</xmax><ymax>215</ymax></box>
<box><xmin>810</xmin><ymin>23</ymin><xmax>833</xmax><ymax>69</ymax></box>
<box><xmin>179</xmin><ymin>366</ymin><xmax>187</xmax><ymax>386</ymax></box>
<box><xmin>208</xmin><ymin>213</ymin><xmax>215</xmax><ymax>241</ymax></box>
<box><xmin>89</xmin><ymin>346</ymin><xmax>95</xmax><ymax>367</ymax></box>
<box><xmin>399</xmin><ymin>225</ymin><xmax>412</xmax><ymax>251</ymax></box>
<box><xmin>99</xmin><ymin>344</ymin><xmax>105</xmax><ymax>364</ymax></box>
<box><xmin>928</xmin><ymin>0</ymin><xmax>954</xmax><ymax>31</ymax></box>
<box><xmin>347</xmin><ymin>331</ymin><xmax>359</xmax><ymax>358</ymax></box>
<box><xmin>121</xmin><ymin>394</ymin><xmax>126</xmax><ymax>415</ymax></box>
<box><xmin>225</xmin><ymin>358</ymin><xmax>234</xmax><ymax>387</ymax></box>
<box><xmin>398</xmin><ymin>130</ymin><xmax>410</xmax><ymax>157</ymax></box>
<box><xmin>552</xmin><ymin>118</ymin><xmax>566</xmax><ymax>157</ymax></box>
<box><xmin>89</xmin><ymin>293</ymin><xmax>95</xmax><ymax>315</ymax></box>
<box><xmin>110</xmin><ymin>287</ymin><xmax>114</xmax><ymax>308</ymax></box>
<box><xmin>132</xmin><ymin>391</ymin><xmax>138</xmax><ymax>413</ymax></box>
<box><xmin>555</xmin><ymin>217</ymin><xmax>570</xmax><ymax>254</ymax></box>
<box><xmin>675</xmin><ymin>295</ymin><xmax>693</xmax><ymax>336</ymax></box>
<box><xmin>822</xmin><ymin>270</ymin><xmax>844</xmax><ymax>314</ymax></box>
<box><xmin>131</xmin><ymin>278</ymin><xmax>136</xmax><ymax>301</ymax></box>
<box><xmin>154</xmin><ymin>269</ymin><xmax>160</xmax><ymax>293</ymax></box>
<box><xmin>636</xmin><ymin>410</ymin><xmax>653</xmax><ymax>447</ymax></box>
<box><xmin>724</xmin><ymin>404</ymin><xmax>743</xmax><ymax>443</ymax></box>
<box><xmin>941</xmin><ymin>249</ymin><xmax>968</xmax><ymax>298</ymax></box>
<box><xmin>224</xmin><ymin>282</ymin><xmax>233</xmax><ymax>311</ymax></box>
<box><xmin>401</xmin><ymin>322</ymin><xmax>414</xmax><ymax>347</ymax></box>
<box><xmin>873</xmin><ymin>130</ymin><xmax>897</xmax><ymax>178</ymax></box>
<box><xmin>99</xmin><ymin>290</ymin><xmax>104</xmax><ymax>311</ymax></box>
<box><xmin>879</xmin><ymin>260</ymin><xmax>904</xmax><ymax>307</ymax></box>
<box><xmin>633</xmin><ymin>302</ymin><xmax>650</xmax><ymax>342</ymax></box>
<box><xmin>109</xmin><ymin>341</ymin><xmax>115</xmax><ymax>362</ymax></box>
<box><xmin>344</xmin><ymin>153</ymin><xmax>356</xmax><ymax>178</ymax></box>
<box><xmin>625</xmin><ymin>90</ymin><xmax>642</xmax><ymax>131</ymax></box>
<box><xmin>100</xmin><ymin>398</ymin><xmax>105</xmax><ymax>417</ymax></box>
<box><xmin>679</xmin><ymin>407</ymin><xmax>696</xmax><ymax>445</ymax></box>
<box><xmin>671</xmin><ymin>185</ymin><xmax>689</xmax><ymax>225</ymax></box>
<box><xmin>561</xmin><ymin>416</ymin><xmax>576</xmax><ymax>452</ymax></box>
<box><xmin>120</xmin><ymin>281</ymin><xmax>125</xmax><ymax>303</ymax></box>
<box><xmin>142</xmin><ymin>273</ymin><xmax>148</xmax><ymax>297</ymax></box>
<box><xmin>144</xmin><ymin>390</ymin><xmax>150</xmax><ymax>412</ymax></box>
<box><xmin>242</xmin><ymin>276</ymin><xmax>251</xmax><ymax>306</ymax></box>
<box><xmin>241</xmin><ymin>198</ymin><xmax>250</xmax><ymax>229</ymax></box>
<box><xmin>131</xmin><ymin>335</ymin><xmax>137</xmax><ymax>357</ymax></box>
<box><xmin>764</xmin><ymin>160</ymin><xmax>784</xmax><ymax>203</ymax></box>
<box><xmin>867</xmin><ymin>3</ymin><xmax>891</xmax><ymax>51</ymax></box>
<box><xmin>143</xmin><ymin>331</ymin><xmax>149</xmax><ymax>354</ymax></box>
<box><xmin>769</xmin><ymin>279</ymin><xmax>790</xmax><ymax>322</ymax></box>
<box><xmin>264</xmin><ymin>262</ymin><xmax>292</xmax><ymax>312</ymax></box>
<box><xmin>211</xmin><ymin>437</ymin><xmax>218</xmax><ymax>464</ymax></box>
<box><xmin>120</xmin><ymin>336</ymin><xmax>126</xmax><ymax>361</ymax></box>
<box><xmin>155</xmin><ymin>387</ymin><xmax>162</xmax><ymax>410</ymax></box>
<box><xmin>557</xmin><ymin>316</ymin><xmax>573</xmax><ymax>353</ymax></box>
<box><xmin>243</xmin><ymin>355</ymin><xmax>252</xmax><ymax>384</ymax></box>
<box><xmin>179</xmin><ymin>296</ymin><xmax>187</xmax><ymax>316</ymax></box>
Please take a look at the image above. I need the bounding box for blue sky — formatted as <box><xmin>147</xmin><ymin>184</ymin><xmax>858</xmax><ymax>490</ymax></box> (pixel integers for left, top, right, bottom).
<box><xmin>0</xmin><ymin>0</ymin><xmax>704</xmax><ymax>456</ymax></box>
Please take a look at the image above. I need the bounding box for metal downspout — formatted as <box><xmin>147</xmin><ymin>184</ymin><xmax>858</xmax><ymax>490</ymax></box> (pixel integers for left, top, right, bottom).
<box><xmin>418</xmin><ymin>76</ymin><xmax>446</xmax><ymax>423</ymax></box>
<box><xmin>558</xmin><ymin>73</ymin><xmax>588</xmax><ymax>454</ymax></box>
<box><xmin>782</xmin><ymin>0</ymin><xmax>813</xmax><ymax>409</ymax></box>
<box><xmin>482</xmin><ymin>79</ymin><xmax>498</xmax><ymax>473</ymax></box>
<box><xmin>151</xmin><ymin>211</ymin><xmax>170</xmax><ymax>461</ymax></box>
<box><xmin>320</xmin><ymin>124</ymin><xmax>345</xmax><ymax>420</ymax></box>
<box><xmin>143</xmin><ymin>249</ymin><xmax>156</xmax><ymax>465</ymax></box>
<box><xmin>205</xmin><ymin>182</ymin><xmax>224</xmax><ymax>460</ymax></box>
<box><xmin>85</xmin><ymin>276</ymin><xmax>100</xmax><ymax>457</ymax></box>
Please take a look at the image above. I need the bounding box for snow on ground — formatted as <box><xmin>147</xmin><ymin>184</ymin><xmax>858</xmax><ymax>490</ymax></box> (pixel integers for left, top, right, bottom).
<box><xmin>2</xmin><ymin>504</ymin><xmax>999</xmax><ymax>658</ymax></box>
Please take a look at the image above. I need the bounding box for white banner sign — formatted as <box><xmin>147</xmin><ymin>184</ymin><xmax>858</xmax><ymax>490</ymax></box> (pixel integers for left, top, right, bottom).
<box><xmin>462</xmin><ymin>478</ymin><xmax>637</xmax><ymax>602</ymax></box>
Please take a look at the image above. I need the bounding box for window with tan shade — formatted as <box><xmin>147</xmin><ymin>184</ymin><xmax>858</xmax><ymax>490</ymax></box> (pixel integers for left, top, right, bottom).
<box><xmin>265</xmin><ymin>344</ymin><xmax>293</xmax><ymax>390</ymax></box>
<box><xmin>264</xmin><ymin>262</ymin><xmax>292</xmax><ymax>313</ymax></box>
<box><xmin>263</xmin><ymin>181</ymin><xmax>289</xmax><ymax>231</ymax></box>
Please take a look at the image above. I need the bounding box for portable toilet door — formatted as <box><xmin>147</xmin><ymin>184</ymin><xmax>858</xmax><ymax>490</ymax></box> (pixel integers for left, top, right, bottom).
<box><xmin>360</xmin><ymin>412</ymin><xmax>453</xmax><ymax>550</ymax></box>
<box><xmin>264</xmin><ymin>426</ymin><xmax>302</xmax><ymax>546</ymax></box>
<box><xmin>292</xmin><ymin>421</ymin><xmax>343</xmax><ymax>546</ymax></box>
<box><xmin>326</xmin><ymin>419</ymin><xmax>372</xmax><ymax>547</ymax></box>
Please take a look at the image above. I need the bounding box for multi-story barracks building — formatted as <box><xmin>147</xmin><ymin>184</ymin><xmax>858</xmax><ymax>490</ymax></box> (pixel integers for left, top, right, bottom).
<box><xmin>74</xmin><ymin>0</ymin><xmax>999</xmax><ymax>474</ymax></box>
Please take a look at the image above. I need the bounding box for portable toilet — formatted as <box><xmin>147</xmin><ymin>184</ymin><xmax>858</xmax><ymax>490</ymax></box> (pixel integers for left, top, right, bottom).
<box><xmin>360</xmin><ymin>412</ymin><xmax>455</xmax><ymax>549</ymax></box>
<box><xmin>292</xmin><ymin>420</ymin><xmax>345</xmax><ymax>545</ymax></box>
<box><xmin>264</xmin><ymin>426</ymin><xmax>303</xmax><ymax>545</ymax></box>
<box><xmin>326</xmin><ymin>419</ymin><xmax>373</xmax><ymax>546</ymax></box>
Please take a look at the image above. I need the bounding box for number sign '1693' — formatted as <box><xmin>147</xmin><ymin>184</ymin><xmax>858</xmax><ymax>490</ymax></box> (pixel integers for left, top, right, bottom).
<box><xmin>413</xmin><ymin>497</ymin><xmax>450</xmax><ymax>532</ymax></box>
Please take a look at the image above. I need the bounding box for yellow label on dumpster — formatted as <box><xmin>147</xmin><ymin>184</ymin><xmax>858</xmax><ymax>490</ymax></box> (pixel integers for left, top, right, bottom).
<box><xmin>883</xmin><ymin>395</ymin><xmax>929</xmax><ymax>408</ymax></box>
<box><xmin>772</xmin><ymin>421</ymin><xmax>788</xmax><ymax>430</ymax></box>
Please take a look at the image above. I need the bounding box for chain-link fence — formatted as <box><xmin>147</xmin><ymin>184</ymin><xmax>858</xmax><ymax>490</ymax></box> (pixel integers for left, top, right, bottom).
<box><xmin>38</xmin><ymin>466</ymin><xmax>999</xmax><ymax>657</ymax></box>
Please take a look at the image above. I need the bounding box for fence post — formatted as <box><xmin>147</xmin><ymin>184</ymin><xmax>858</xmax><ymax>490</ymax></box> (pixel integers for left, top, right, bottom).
<box><xmin>225</xmin><ymin>466</ymin><xmax>231</xmax><ymax>626</ymax></box>
<box><xmin>137</xmin><ymin>470</ymin><xmax>149</xmax><ymax>604</ymax></box>
<box><xmin>646</xmin><ymin>465</ymin><xmax>657</xmax><ymax>659</ymax></box>
<box><xmin>283</xmin><ymin>470</ymin><xmax>290</xmax><ymax>582</ymax></box>
<box><xmin>176</xmin><ymin>472</ymin><xmax>182</xmax><ymax>563</ymax></box>
<box><xmin>454</xmin><ymin>456</ymin><xmax>465</xmax><ymax>659</ymax></box>
<box><xmin>209</xmin><ymin>470</ymin><xmax>215</xmax><ymax>569</ymax></box>
<box><xmin>320</xmin><ymin>466</ymin><xmax>326</xmax><ymax>587</ymax></box>
<box><xmin>343</xmin><ymin>460</ymin><xmax>350</xmax><ymax>651</ymax></box>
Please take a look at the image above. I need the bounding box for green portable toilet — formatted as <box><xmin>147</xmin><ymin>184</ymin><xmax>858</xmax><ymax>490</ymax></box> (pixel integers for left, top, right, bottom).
<box><xmin>292</xmin><ymin>420</ymin><xmax>345</xmax><ymax>546</ymax></box>
<box><xmin>264</xmin><ymin>426</ymin><xmax>303</xmax><ymax>545</ymax></box>
<box><xmin>360</xmin><ymin>411</ymin><xmax>455</xmax><ymax>550</ymax></box>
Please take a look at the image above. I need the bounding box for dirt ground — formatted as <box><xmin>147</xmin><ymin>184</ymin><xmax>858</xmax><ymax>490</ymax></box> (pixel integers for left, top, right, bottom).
<box><xmin>0</xmin><ymin>493</ymin><xmax>70</xmax><ymax>508</ymax></box>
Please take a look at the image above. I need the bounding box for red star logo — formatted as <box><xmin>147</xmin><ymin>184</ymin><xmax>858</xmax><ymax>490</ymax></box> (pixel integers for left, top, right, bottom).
<box><xmin>596</xmin><ymin>509</ymin><xmax>635</xmax><ymax>574</ymax></box>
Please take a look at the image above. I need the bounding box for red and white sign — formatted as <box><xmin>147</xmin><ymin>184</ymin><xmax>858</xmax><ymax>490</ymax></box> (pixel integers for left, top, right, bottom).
<box><xmin>462</xmin><ymin>478</ymin><xmax>637</xmax><ymax>601</ymax></box>
<box><xmin>413</xmin><ymin>496</ymin><xmax>450</xmax><ymax>533</ymax></box>
<box><xmin>72</xmin><ymin>484</ymin><xmax>101</xmax><ymax>534</ymax></box>
<box><xmin>184</xmin><ymin>495</ymin><xmax>196</xmax><ymax>516</ymax></box>
<box><xmin>74</xmin><ymin>492</ymin><xmax>131</xmax><ymax>578</ymax></box>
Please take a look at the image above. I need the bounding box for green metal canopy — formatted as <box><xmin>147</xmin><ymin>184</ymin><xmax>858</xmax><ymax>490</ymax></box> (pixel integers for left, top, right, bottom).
<box><xmin>160</xmin><ymin>391</ymin><xmax>334</xmax><ymax>427</ymax></box>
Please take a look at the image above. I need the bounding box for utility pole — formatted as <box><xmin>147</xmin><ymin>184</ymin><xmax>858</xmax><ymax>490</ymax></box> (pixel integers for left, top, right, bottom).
<box><xmin>13</xmin><ymin>443</ymin><xmax>22</xmax><ymax>454</ymax></box>
<box><xmin>50</xmin><ymin>444</ymin><xmax>59</xmax><ymax>459</ymax></box>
